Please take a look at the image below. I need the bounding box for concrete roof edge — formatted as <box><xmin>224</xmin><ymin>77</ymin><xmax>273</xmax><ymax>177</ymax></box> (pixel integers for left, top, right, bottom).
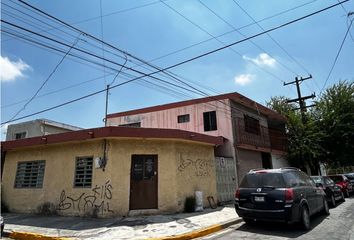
<box><xmin>1</xmin><ymin>126</ymin><xmax>224</xmax><ymax>151</ymax></box>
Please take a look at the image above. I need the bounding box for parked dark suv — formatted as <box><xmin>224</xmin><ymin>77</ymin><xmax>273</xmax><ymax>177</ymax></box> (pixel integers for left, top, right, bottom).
<box><xmin>235</xmin><ymin>168</ymin><xmax>329</xmax><ymax>230</ymax></box>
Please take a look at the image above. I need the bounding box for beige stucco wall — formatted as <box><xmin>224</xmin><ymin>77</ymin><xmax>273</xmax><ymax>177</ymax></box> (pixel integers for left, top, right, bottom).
<box><xmin>2</xmin><ymin>138</ymin><xmax>216</xmax><ymax>217</ymax></box>
<box><xmin>175</xmin><ymin>142</ymin><xmax>217</xmax><ymax>211</ymax></box>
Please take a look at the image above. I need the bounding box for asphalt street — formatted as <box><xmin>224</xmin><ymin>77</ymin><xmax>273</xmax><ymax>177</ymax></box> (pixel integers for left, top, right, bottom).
<box><xmin>202</xmin><ymin>196</ymin><xmax>354</xmax><ymax>240</ymax></box>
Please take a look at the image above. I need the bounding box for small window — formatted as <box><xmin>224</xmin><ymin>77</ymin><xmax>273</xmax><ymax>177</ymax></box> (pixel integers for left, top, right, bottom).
<box><xmin>74</xmin><ymin>156</ymin><xmax>93</xmax><ymax>188</ymax></box>
<box><xmin>177</xmin><ymin>114</ymin><xmax>190</xmax><ymax>123</ymax></box>
<box><xmin>203</xmin><ymin>111</ymin><xmax>217</xmax><ymax>131</ymax></box>
<box><xmin>244</xmin><ymin>115</ymin><xmax>260</xmax><ymax>135</ymax></box>
<box><xmin>119</xmin><ymin>122</ymin><xmax>141</xmax><ymax>127</ymax></box>
<box><xmin>15</xmin><ymin>132</ymin><xmax>27</xmax><ymax>140</ymax></box>
<box><xmin>14</xmin><ymin>160</ymin><xmax>45</xmax><ymax>188</ymax></box>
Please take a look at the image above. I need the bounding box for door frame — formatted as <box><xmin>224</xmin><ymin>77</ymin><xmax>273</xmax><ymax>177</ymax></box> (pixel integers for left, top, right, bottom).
<box><xmin>129</xmin><ymin>154</ymin><xmax>158</xmax><ymax>210</ymax></box>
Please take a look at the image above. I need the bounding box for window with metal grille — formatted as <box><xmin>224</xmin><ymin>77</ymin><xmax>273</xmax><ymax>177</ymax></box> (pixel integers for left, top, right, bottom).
<box><xmin>244</xmin><ymin>115</ymin><xmax>260</xmax><ymax>135</ymax></box>
<box><xmin>74</xmin><ymin>156</ymin><xmax>93</xmax><ymax>187</ymax></box>
<box><xmin>14</xmin><ymin>160</ymin><xmax>45</xmax><ymax>188</ymax></box>
<box><xmin>203</xmin><ymin>111</ymin><xmax>217</xmax><ymax>131</ymax></box>
<box><xmin>177</xmin><ymin>114</ymin><xmax>190</xmax><ymax>123</ymax></box>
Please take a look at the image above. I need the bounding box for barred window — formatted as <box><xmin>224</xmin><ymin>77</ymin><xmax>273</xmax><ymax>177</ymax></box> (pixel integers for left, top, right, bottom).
<box><xmin>15</xmin><ymin>160</ymin><xmax>45</xmax><ymax>188</ymax></box>
<box><xmin>178</xmin><ymin>114</ymin><xmax>190</xmax><ymax>123</ymax></box>
<box><xmin>74</xmin><ymin>156</ymin><xmax>93</xmax><ymax>188</ymax></box>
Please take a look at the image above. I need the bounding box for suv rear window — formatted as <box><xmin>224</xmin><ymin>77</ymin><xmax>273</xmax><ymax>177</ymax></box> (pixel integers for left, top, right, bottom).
<box><xmin>240</xmin><ymin>173</ymin><xmax>286</xmax><ymax>188</ymax></box>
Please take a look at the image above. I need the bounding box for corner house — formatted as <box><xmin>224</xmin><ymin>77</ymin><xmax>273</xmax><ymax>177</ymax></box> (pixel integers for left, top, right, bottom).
<box><xmin>1</xmin><ymin>127</ymin><xmax>223</xmax><ymax>217</ymax></box>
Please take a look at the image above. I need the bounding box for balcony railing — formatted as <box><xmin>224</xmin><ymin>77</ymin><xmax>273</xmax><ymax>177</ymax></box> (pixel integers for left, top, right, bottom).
<box><xmin>235</xmin><ymin>118</ymin><xmax>287</xmax><ymax>151</ymax></box>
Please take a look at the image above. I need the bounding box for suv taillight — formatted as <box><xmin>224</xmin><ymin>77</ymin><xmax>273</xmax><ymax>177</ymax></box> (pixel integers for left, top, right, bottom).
<box><xmin>235</xmin><ymin>189</ymin><xmax>240</xmax><ymax>200</ymax></box>
<box><xmin>285</xmin><ymin>188</ymin><xmax>294</xmax><ymax>203</ymax></box>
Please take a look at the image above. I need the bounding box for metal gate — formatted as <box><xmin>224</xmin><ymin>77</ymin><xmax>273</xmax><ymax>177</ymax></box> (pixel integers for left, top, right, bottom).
<box><xmin>215</xmin><ymin>157</ymin><xmax>237</xmax><ymax>203</ymax></box>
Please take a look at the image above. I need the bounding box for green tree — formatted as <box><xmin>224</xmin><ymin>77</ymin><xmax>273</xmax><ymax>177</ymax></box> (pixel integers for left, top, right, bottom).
<box><xmin>267</xmin><ymin>80</ymin><xmax>354</xmax><ymax>172</ymax></box>
<box><xmin>314</xmin><ymin>81</ymin><xmax>354</xmax><ymax>167</ymax></box>
<box><xmin>267</xmin><ymin>96</ymin><xmax>324</xmax><ymax>173</ymax></box>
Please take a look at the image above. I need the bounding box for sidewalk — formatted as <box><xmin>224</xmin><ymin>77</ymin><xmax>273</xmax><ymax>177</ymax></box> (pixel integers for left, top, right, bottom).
<box><xmin>3</xmin><ymin>205</ymin><xmax>241</xmax><ymax>240</ymax></box>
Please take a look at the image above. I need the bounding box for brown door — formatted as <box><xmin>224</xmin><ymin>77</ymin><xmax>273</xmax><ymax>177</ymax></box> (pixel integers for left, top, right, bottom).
<box><xmin>130</xmin><ymin>155</ymin><xmax>158</xmax><ymax>210</ymax></box>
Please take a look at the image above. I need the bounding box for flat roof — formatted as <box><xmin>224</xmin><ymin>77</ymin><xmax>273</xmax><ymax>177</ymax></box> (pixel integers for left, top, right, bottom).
<box><xmin>1</xmin><ymin>126</ymin><xmax>224</xmax><ymax>151</ymax></box>
<box><xmin>107</xmin><ymin>92</ymin><xmax>286</xmax><ymax>122</ymax></box>
<box><xmin>7</xmin><ymin>118</ymin><xmax>82</xmax><ymax>131</ymax></box>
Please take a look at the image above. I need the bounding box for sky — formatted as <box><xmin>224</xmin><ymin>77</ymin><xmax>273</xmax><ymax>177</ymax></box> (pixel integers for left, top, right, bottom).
<box><xmin>1</xmin><ymin>0</ymin><xmax>354</xmax><ymax>140</ymax></box>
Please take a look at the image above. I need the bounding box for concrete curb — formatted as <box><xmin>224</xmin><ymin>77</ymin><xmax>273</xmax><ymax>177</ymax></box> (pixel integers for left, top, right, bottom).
<box><xmin>4</xmin><ymin>231</ymin><xmax>73</xmax><ymax>240</ymax></box>
<box><xmin>147</xmin><ymin>218</ymin><xmax>242</xmax><ymax>240</ymax></box>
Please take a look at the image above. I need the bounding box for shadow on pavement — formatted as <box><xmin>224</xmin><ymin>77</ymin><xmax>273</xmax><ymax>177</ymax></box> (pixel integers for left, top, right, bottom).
<box><xmin>3</xmin><ymin>205</ymin><xmax>227</xmax><ymax>231</ymax></box>
<box><xmin>234</xmin><ymin>213</ymin><xmax>328</xmax><ymax>239</ymax></box>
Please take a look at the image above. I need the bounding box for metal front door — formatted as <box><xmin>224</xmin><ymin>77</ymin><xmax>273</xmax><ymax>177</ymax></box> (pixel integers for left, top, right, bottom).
<box><xmin>215</xmin><ymin>157</ymin><xmax>237</xmax><ymax>203</ymax></box>
<box><xmin>130</xmin><ymin>155</ymin><xmax>158</xmax><ymax>210</ymax></box>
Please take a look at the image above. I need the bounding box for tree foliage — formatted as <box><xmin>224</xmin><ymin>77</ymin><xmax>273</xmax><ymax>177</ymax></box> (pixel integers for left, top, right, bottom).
<box><xmin>314</xmin><ymin>81</ymin><xmax>354</xmax><ymax>167</ymax></box>
<box><xmin>267</xmin><ymin>80</ymin><xmax>354</xmax><ymax>171</ymax></box>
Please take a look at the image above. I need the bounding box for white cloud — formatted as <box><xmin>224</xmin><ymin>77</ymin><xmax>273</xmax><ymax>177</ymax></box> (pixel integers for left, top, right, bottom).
<box><xmin>0</xmin><ymin>56</ymin><xmax>31</xmax><ymax>82</ymax></box>
<box><xmin>242</xmin><ymin>53</ymin><xmax>276</xmax><ymax>67</ymax></box>
<box><xmin>234</xmin><ymin>74</ymin><xmax>254</xmax><ymax>86</ymax></box>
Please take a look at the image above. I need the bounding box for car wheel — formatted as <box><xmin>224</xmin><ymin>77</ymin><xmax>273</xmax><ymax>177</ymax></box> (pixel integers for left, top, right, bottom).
<box><xmin>345</xmin><ymin>189</ymin><xmax>350</xmax><ymax>198</ymax></box>
<box><xmin>322</xmin><ymin>198</ymin><xmax>330</xmax><ymax>215</ymax></box>
<box><xmin>331</xmin><ymin>194</ymin><xmax>336</xmax><ymax>207</ymax></box>
<box><xmin>341</xmin><ymin>192</ymin><xmax>346</xmax><ymax>202</ymax></box>
<box><xmin>301</xmin><ymin>206</ymin><xmax>311</xmax><ymax>230</ymax></box>
<box><xmin>243</xmin><ymin>217</ymin><xmax>255</xmax><ymax>225</ymax></box>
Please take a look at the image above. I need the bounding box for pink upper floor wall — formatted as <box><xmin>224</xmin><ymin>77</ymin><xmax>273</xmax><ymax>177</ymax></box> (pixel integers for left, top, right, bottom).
<box><xmin>107</xmin><ymin>99</ymin><xmax>234</xmax><ymax>143</ymax></box>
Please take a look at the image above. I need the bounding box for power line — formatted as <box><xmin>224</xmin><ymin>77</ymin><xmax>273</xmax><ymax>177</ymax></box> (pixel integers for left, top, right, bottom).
<box><xmin>1</xmin><ymin>28</ymin><xmax>218</xmax><ymax>114</ymax></box>
<box><xmin>7</xmin><ymin>33</ymin><xmax>82</xmax><ymax>122</ymax></box>
<box><xmin>1</xmin><ymin>0</ymin><xmax>347</xmax><ymax>125</ymax></box>
<box><xmin>160</xmin><ymin>0</ymin><xmax>285</xmax><ymax>84</ymax></box>
<box><xmin>320</xmin><ymin>18</ymin><xmax>353</xmax><ymax>94</ymax></box>
<box><xmin>231</xmin><ymin>0</ymin><xmax>322</xmax><ymax>94</ymax></box>
<box><xmin>1</xmin><ymin>28</ymin><xmax>208</xmax><ymax>102</ymax></box>
<box><xmin>8</xmin><ymin>0</ymin><xmax>318</xmax><ymax>91</ymax></box>
<box><xmin>197</xmin><ymin>0</ymin><xmax>299</xmax><ymax>76</ymax></box>
<box><xmin>232</xmin><ymin>0</ymin><xmax>311</xmax><ymax>75</ymax></box>
<box><xmin>13</xmin><ymin>0</ymin><xmax>222</xmax><ymax>102</ymax></box>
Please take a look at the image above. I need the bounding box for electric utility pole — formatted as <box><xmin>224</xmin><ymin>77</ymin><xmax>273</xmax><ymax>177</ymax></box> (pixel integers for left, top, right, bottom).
<box><xmin>284</xmin><ymin>75</ymin><xmax>316</xmax><ymax>123</ymax></box>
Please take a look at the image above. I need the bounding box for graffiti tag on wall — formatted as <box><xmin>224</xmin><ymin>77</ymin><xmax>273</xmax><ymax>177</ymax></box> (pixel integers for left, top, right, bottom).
<box><xmin>57</xmin><ymin>180</ymin><xmax>114</xmax><ymax>215</ymax></box>
<box><xmin>178</xmin><ymin>155</ymin><xmax>212</xmax><ymax>177</ymax></box>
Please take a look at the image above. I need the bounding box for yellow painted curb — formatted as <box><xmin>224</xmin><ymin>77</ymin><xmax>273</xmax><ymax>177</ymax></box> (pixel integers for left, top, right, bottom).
<box><xmin>9</xmin><ymin>231</ymin><xmax>72</xmax><ymax>240</ymax></box>
<box><xmin>147</xmin><ymin>219</ymin><xmax>242</xmax><ymax>240</ymax></box>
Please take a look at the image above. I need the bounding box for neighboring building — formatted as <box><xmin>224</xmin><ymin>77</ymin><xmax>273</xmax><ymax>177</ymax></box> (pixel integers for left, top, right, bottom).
<box><xmin>106</xmin><ymin>92</ymin><xmax>289</xmax><ymax>189</ymax></box>
<box><xmin>5</xmin><ymin>119</ymin><xmax>82</xmax><ymax>141</ymax></box>
<box><xmin>1</xmin><ymin>127</ymin><xmax>222</xmax><ymax>217</ymax></box>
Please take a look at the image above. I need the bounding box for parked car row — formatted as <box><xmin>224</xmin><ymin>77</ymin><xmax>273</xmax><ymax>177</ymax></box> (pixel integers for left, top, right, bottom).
<box><xmin>234</xmin><ymin>168</ymin><xmax>354</xmax><ymax>231</ymax></box>
<box><xmin>328</xmin><ymin>174</ymin><xmax>354</xmax><ymax>197</ymax></box>
<box><xmin>310</xmin><ymin>176</ymin><xmax>345</xmax><ymax>207</ymax></box>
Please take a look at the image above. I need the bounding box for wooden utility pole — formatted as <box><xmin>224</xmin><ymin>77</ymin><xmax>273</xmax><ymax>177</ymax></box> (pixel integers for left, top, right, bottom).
<box><xmin>104</xmin><ymin>84</ymin><xmax>109</xmax><ymax>126</ymax></box>
<box><xmin>284</xmin><ymin>75</ymin><xmax>315</xmax><ymax>123</ymax></box>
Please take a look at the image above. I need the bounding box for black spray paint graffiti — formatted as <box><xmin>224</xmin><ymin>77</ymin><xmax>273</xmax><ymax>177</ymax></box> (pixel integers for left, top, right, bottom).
<box><xmin>57</xmin><ymin>180</ymin><xmax>114</xmax><ymax>214</ymax></box>
<box><xmin>178</xmin><ymin>155</ymin><xmax>212</xmax><ymax>177</ymax></box>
